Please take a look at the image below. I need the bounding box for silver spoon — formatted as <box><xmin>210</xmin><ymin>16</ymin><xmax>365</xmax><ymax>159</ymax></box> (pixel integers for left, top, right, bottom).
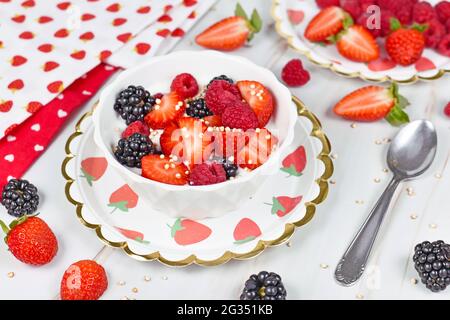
<box><xmin>335</xmin><ymin>120</ymin><xmax>437</xmax><ymax>286</ymax></box>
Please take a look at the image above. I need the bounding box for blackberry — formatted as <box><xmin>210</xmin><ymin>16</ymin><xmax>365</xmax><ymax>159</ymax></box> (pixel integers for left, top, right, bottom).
<box><xmin>1</xmin><ymin>179</ymin><xmax>39</xmax><ymax>217</ymax></box>
<box><xmin>207</xmin><ymin>75</ymin><xmax>234</xmax><ymax>87</ymax></box>
<box><xmin>240</xmin><ymin>271</ymin><xmax>287</xmax><ymax>300</ymax></box>
<box><xmin>221</xmin><ymin>159</ymin><xmax>238</xmax><ymax>179</ymax></box>
<box><xmin>114</xmin><ymin>133</ymin><xmax>155</xmax><ymax>168</ymax></box>
<box><xmin>413</xmin><ymin>240</ymin><xmax>450</xmax><ymax>292</ymax></box>
<box><xmin>114</xmin><ymin>85</ymin><xmax>156</xmax><ymax>125</ymax></box>
<box><xmin>186</xmin><ymin>98</ymin><xmax>212</xmax><ymax>119</ymax></box>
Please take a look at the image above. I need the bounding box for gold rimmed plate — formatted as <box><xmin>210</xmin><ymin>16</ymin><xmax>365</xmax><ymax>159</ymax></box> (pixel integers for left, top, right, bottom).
<box><xmin>272</xmin><ymin>0</ymin><xmax>450</xmax><ymax>84</ymax></box>
<box><xmin>62</xmin><ymin>97</ymin><xmax>333</xmax><ymax>267</ymax></box>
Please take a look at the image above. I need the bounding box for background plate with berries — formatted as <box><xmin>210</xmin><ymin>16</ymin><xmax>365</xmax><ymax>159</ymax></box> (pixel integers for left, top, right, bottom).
<box><xmin>272</xmin><ymin>0</ymin><xmax>450</xmax><ymax>84</ymax></box>
<box><xmin>62</xmin><ymin>97</ymin><xmax>333</xmax><ymax>266</ymax></box>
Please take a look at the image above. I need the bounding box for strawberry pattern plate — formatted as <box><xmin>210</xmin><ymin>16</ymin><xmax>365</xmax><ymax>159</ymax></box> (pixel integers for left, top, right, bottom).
<box><xmin>271</xmin><ymin>0</ymin><xmax>450</xmax><ymax>84</ymax></box>
<box><xmin>62</xmin><ymin>97</ymin><xmax>333</xmax><ymax>266</ymax></box>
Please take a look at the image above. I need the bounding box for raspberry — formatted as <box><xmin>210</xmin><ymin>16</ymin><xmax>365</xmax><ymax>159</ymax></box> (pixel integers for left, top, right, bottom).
<box><xmin>340</xmin><ymin>0</ymin><xmax>362</xmax><ymax>19</ymax></box>
<box><xmin>446</xmin><ymin>19</ymin><xmax>450</xmax><ymax>33</ymax></box>
<box><xmin>413</xmin><ymin>1</ymin><xmax>436</xmax><ymax>23</ymax></box>
<box><xmin>444</xmin><ymin>102</ymin><xmax>450</xmax><ymax>117</ymax></box>
<box><xmin>377</xmin><ymin>0</ymin><xmax>400</xmax><ymax>11</ymax></box>
<box><xmin>121</xmin><ymin>121</ymin><xmax>150</xmax><ymax>139</ymax></box>
<box><xmin>435</xmin><ymin>1</ymin><xmax>450</xmax><ymax>24</ymax></box>
<box><xmin>380</xmin><ymin>10</ymin><xmax>396</xmax><ymax>37</ymax></box>
<box><xmin>204</xmin><ymin>80</ymin><xmax>242</xmax><ymax>115</ymax></box>
<box><xmin>357</xmin><ymin>13</ymin><xmax>382</xmax><ymax>38</ymax></box>
<box><xmin>281</xmin><ymin>59</ymin><xmax>311</xmax><ymax>86</ymax></box>
<box><xmin>170</xmin><ymin>73</ymin><xmax>199</xmax><ymax>99</ymax></box>
<box><xmin>423</xmin><ymin>19</ymin><xmax>446</xmax><ymax>48</ymax></box>
<box><xmin>358</xmin><ymin>0</ymin><xmax>377</xmax><ymax>12</ymax></box>
<box><xmin>315</xmin><ymin>0</ymin><xmax>340</xmax><ymax>8</ymax></box>
<box><xmin>189</xmin><ymin>163</ymin><xmax>227</xmax><ymax>186</ymax></box>
<box><xmin>221</xmin><ymin>102</ymin><xmax>259</xmax><ymax>130</ymax></box>
<box><xmin>437</xmin><ymin>34</ymin><xmax>450</xmax><ymax>56</ymax></box>
<box><xmin>396</xmin><ymin>3</ymin><xmax>414</xmax><ymax>25</ymax></box>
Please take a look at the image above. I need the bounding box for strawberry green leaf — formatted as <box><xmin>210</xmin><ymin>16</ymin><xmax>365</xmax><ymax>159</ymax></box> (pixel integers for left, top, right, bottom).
<box><xmin>411</xmin><ymin>23</ymin><xmax>428</xmax><ymax>33</ymax></box>
<box><xmin>281</xmin><ymin>165</ymin><xmax>303</xmax><ymax>177</ymax></box>
<box><xmin>0</xmin><ymin>220</ymin><xmax>10</xmax><ymax>236</ymax></box>
<box><xmin>108</xmin><ymin>201</ymin><xmax>129</xmax><ymax>213</ymax></box>
<box><xmin>234</xmin><ymin>236</ymin><xmax>256</xmax><ymax>244</ymax></box>
<box><xmin>250</xmin><ymin>9</ymin><xmax>262</xmax><ymax>33</ymax></box>
<box><xmin>326</xmin><ymin>34</ymin><xmax>338</xmax><ymax>44</ymax></box>
<box><xmin>390</xmin><ymin>18</ymin><xmax>402</xmax><ymax>31</ymax></box>
<box><xmin>343</xmin><ymin>13</ymin><xmax>354</xmax><ymax>29</ymax></box>
<box><xmin>271</xmin><ymin>197</ymin><xmax>286</xmax><ymax>215</ymax></box>
<box><xmin>385</xmin><ymin>105</ymin><xmax>410</xmax><ymax>127</ymax></box>
<box><xmin>168</xmin><ymin>218</ymin><xmax>184</xmax><ymax>238</ymax></box>
<box><xmin>397</xmin><ymin>95</ymin><xmax>410</xmax><ymax>109</ymax></box>
<box><xmin>235</xmin><ymin>2</ymin><xmax>248</xmax><ymax>20</ymax></box>
<box><xmin>80</xmin><ymin>168</ymin><xmax>94</xmax><ymax>186</ymax></box>
<box><xmin>135</xmin><ymin>237</ymin><xmax>150</xmax><ymax>245</ymax></box>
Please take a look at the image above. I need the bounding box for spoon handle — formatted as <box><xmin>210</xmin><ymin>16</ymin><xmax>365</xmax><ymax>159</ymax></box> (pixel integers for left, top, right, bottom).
<box><xmin>335</xmin><ymin>178</ymin><xmax>401</xmax><ymax>286</ymax></box>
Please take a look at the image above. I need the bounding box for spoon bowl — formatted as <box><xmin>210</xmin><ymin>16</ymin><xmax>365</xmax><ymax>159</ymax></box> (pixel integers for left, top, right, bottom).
<box><xmin>388</xmin><ymin>120</ymin><xmax>437</xmax><ymax>180</ymax></box>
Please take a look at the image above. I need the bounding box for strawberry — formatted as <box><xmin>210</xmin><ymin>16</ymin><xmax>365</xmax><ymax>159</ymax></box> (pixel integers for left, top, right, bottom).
<box><xmin>281</xmin><ymin>146</ymin><xmax>307</xmax><ymax>177</ymax></box>
<box><xmin>233</xmin><ymin>218</ymin><xmax>261</xmax><ymax>244</ymax></box>
<box><xmin>10</xmin><ymin>55</ymin><xmax>27</xmax><ymax>67</ymax></box>
<box><xmin>60</xmin><ymin>260</ymin><xmax>107</xmax><ymax>300</ymax></box>
<box><xmin>195</xmin><ymin>4</ymin><xmax>262</xmax><ymax>51</ymax></box>
<box><xmin>0</xmin><ymin>216</ymin><xmax>58</xmax><ymax>265</ymax></box>
<box><xmin>144</xmin><ymin>91</ymin><xmax>185</xmax><ymax>129</ymax></box>
<box><xmin>169</xmin><ymin>218</ymin><xmax>211</xmax><ymax>245</ymax></box>
<box><xmin>160</xmin><ymin>117</ymin><xmax>213</xmax><ymax>166</ymax></box>
<box><xmin>108</xmin><ymin>184</ymin><xmax>138</xmax><ymax>213</ymax></box>
<box><xmin>203</xmin><ymin>115</ymin><xmax>222</xmax><ymax>127</ymax></box>
<box><xmin>304</xmin><ymin>6</ymin><xmax>347</xmax><ymax>42</ymax></box>
<box><xmin>212</xmin><ymin>129</ymin><xmax>246</xmax><ymax>160</ymax></box>
<box><xmin>386</xmin><ymin>19</ymin><xmax>426</xmax><ymax>66</ymax></box>
<box><xmin>333</xmin><ymin>83</ymin><xmax>410</xmax><ymax>126</ymax></box>
<box><xmin>0</xmin><ymin>100</ymin><xmax>13</xmax><ymax>112</ymax></box>
<box><xmin>237</xmin><ymin>80</ymin><xmax>274</xmax><ymax>127</ymax></box>
<box><xmin>115</xmin><ymin>227</ymin><xmax>149</xmax><ymax>244</ymax></box>
<box><xmin>236</xmin><ymin>128</ymin><xmax>278</xmax><ymax>170</ymax></box>
<box><xmin>38</xmin><ymin>16</ymin><xmax>53</xmax><ymax>23</ymax></box>
<box><xmin>80</xmin><ymin>157</ymin><xmax>108</xmax><ymax>186</ymax></box>
<box><xmin>26</xmin><ymin>101</ymin><xmax>43</xmax><ymax>113</ymax></box>
<box><xmin>336</xmin><ymin>25</ymin><xmax>380</xmax><ymax>62</ymax></box>
<box><xmin>265</xmin><ymin>196</ymin><xmax>303</xmax><ymax>217</ymax></box>
<box><xmin>141</xmin><ymin>154</ymin><xmax>189</xmax><ymax>185</ymax></box>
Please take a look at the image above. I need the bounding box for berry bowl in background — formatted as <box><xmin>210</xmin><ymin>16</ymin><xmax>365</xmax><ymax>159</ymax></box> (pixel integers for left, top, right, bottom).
<box><xmin>272</xmin><ymin>0</ymin><xmax>450</xmax><ymax>84</ymax></box>
<box><xmin>92</xmin><ymin>50</ymin><xmax>297</xmax><ymax>219</ymax></box>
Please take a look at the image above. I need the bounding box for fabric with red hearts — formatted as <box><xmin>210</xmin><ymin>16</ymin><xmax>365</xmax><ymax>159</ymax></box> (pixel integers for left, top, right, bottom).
<box><xmin>0</xmin><ymin>63</ymin><xmax>118</xmax><ymax>193</ymax></box>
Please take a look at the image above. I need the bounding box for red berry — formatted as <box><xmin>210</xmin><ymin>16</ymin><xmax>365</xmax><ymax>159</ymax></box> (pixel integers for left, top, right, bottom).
<box><xmin>315</xmin><ymin>0</ymin><xmax>340</xmax><ymax>8</ymax></box>
<box><xmin>170</xmin><ymin>73</ymin><xmax>199</xmax><ymax>100</ymax></box>
<box><xmin>435</xmin><ymin>1</ymin><xmax>450</xmax><ymax>24</ymax></box>
<box><xmin>204</xmin><ymin>80</ymin><xmax>241</xmax><ymax>116</ymax></box>
<box><xmin>189</xmin><ymin>163</ymin><xmax>226</xmax><ymax>186</ymax></box>
<box><xmin>437</xmin><ymin>34</ymin><xmax>450</xmax><ymax>56</ymax></box>
<box><xmin>340</xmin><ymin>0</ymin><xmax>361</xmax><ymax>20</ymax></box>
<box><xmin>357</xmin><ymin>14</ymin><xmax>381</xmax><ymax>38</ymax></box>
<box><xmin>121</xmin><ymin>121</ymin><xmax>150</xmax><ymax>139</ymax></box>
<box><xmin>281</xmin><ymin>59</ymin><xmax>311</xmax><ymax>87</ymax></box>
<box><xmin>423</xmin><ymin>19</ymin><xmax>446</xmax><ymax>48</ymax></box>
<box><xmin>444</xmin><ymin>102</ymin><xmax>450</xmax><ymax>117</ymax></box>
<box><xmin>60</xmin><ymin>260</ymin><xmax>108</xmax><ymax>300</ymax></box>
<box><xmin>396</xmin><ymin>2</ymin><xmax>414</xmax><ymax>25</ymax></box>
<box><xmin>380</xmin><ymin>10</ymin><xmax>396</xmax><ymax>37</ymax></box>
<box><xmin>446</xmin><ymin>19</ymin><xmax>450</xmax><ymax>33</ymax></box>
<box><xmin>4</xmin><ymin>217</ymin><xmax>58</xmax><ymax>266</ymax></box>
<box><xmin>221</xmin><ymin>101</ymin><xmax>259</xmax><ymax>130</ymax></box>
<box><xmin>412</xmin><ymin>1</ymin><xmax>436</xmax><ymax>23</ymax></box>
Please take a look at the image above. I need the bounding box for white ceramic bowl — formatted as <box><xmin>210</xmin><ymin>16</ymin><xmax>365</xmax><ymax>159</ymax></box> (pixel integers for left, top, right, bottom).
<box><xmin>93</xmin><ymin>50</ymin><xmax>297</xmax><ymax>219</ymax></box>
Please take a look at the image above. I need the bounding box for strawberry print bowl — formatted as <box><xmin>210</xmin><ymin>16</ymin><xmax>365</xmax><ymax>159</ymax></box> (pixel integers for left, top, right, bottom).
<box><xmin>272</xmin><ymin>0</ymin><xmax>450</xmax><ymax>84</ymax></box>
<box><xmin>92</xmin><ymin>50</ymin><xmax>297</xmax><ymax>219</ymax></box>
<box><xmin>63</xmin><ymin>98</ymin><xmax>332</xmax><ymax>266</ymax></box>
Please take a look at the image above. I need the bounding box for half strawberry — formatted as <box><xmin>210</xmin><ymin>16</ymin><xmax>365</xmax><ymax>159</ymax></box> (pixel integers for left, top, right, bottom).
<box><xmin>333</xmin><ymin>83</ymin><xmax>410</xmax><ymax>126</ymax></box>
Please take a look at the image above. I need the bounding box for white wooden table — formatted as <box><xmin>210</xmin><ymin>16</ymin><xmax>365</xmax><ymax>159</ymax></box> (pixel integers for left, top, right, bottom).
<box><xmin>1</xmin><ymin>0</ymin><xmax>449</xmax><ymax>300</ymax></box>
